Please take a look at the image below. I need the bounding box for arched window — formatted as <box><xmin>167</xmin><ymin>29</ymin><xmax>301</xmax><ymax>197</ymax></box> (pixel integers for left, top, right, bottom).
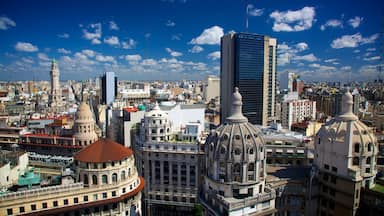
<box><xmin>354</xmin><ymin>143</ymin><xmax>360</xmax><ymax>153</ymax></box>
<box><xmin>83</xmin><ymin>174</ymin><xmax>88</xmax><ymax>185</ymax></box>
<box><xmin>234</xmin><ymin>148</ymin><xmax>241</xmax><ymax>155</ymax></box>
<box><xmin>92</xmin><ymin>175</ymin><xmax>97</xmax><ymax>185</ymax></box>
<box><xmin>366</xmin><ymin>157</ymin><xmax>371</xmax><ymax>164</ymax></box>
<box><xmin>121</xmin><ymin>171</ymin><xmax>126</xmax><ymax>180</ymax></box>
<box><xmin>352</xmin><ymin>157</ymin><xmax>359</xmax><ymax>166</ymax></box>
<box><xmin>102</xmin><ymin>175</ymin><xmax>108</xmax><ymax>184</ymax></box>
<box><xmin>220</xmin><ymin>147</ymin><xmax>226</xmax><ymax>154</ymax></box>
<box><xmin>249</xmin><ymin>148</ymin><xmax>254</xmax><ymax>154</ymax></box>
<box><xmin>233</xmin><ymin>163</ymin><xmax>241</xmax><ymax>182</ymax></box>
<box><xmin>128</xmin><ymin>168</ymin><xmax>131</xmax><ymax>177</ymax></box>
<box><xmin>112</xmin><ymin>173</ymin><xmax>118</xmax><ymax>183</ymax></box>
<box><xmin>248</xmin><ymin>163</ymin><xmax>255</xmax><ymax>171</ymax></box>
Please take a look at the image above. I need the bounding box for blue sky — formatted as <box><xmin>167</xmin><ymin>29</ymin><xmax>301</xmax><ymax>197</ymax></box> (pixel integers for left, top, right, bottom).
<box><xmin>0</xmin><ymin>0</ymin><xmax>383</xmax><ymax>81</ymax></box>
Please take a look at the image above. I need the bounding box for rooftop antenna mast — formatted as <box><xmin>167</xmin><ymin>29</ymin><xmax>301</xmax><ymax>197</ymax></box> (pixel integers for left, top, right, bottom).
<box><xmin>245</xmin><ymin>0</ymin><xmax>249</xmax><ymax>32</ymax></box>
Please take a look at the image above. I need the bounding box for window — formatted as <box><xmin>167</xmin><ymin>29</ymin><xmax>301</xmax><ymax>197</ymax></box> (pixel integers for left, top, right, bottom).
<box><xmin>93</xmin><ymin>194</ymin><xmax>98</xmax><ymax>201</ymax></box>
<box><xmin>331</xmin><ymin>176</ymin><xmax>336</xmax><ymax>184</ymax></box>
<box><xmin>102</xmin><ymin>175</ymin><xmax>108</xmax><ymax>184</ymax></box>
<box><xmin>31</xmin><ymin>204</ymin><xmax>36</xmax><ymax>210</ymax></box>
<box><xmin>112</xmin><ymin>173</ymin><xmax>118</xmax><ymax>183</ymax></box>
<box><xmin>64</xmin><ymin>199</ymin><xmax>68</xmax><ymax>205</ymax></box>
<box><xmin>112</xmin><ymin>191</ymin><xmax>116</xmax><ymax>197</ymax></box>
<box><xmin>249</xmin><ymin>148</ymin><xmax>254</xmax><ymax>154</ymax></box>
<box><xmin>323</xmin><ymin>173</ymin><xmax>329</xmax><ymax>181</ymax></box>
<box><xmin>332</xmin><ymin>167</ymin><xmax>338</xmax><ymax>173</ymax></box>
<box><xmin>329</xmin><ymin>189</ymin><xmax>335</xmax><ymax>196</ymax></box>
<box><xmin>83</xmin><ymin>174</ymin><xmax>88</xmax><ymax>185</ymax></box>
<box><xmin>74</xmin><ymin>197</ymin><xmax>78</xmax><ymax>203</ymax></box>
<box><xmin>42</xmin><ymin>203</ymin><xmax>47</xmax><ymax>208</ymax></box>
<box><xmin>329</xmin><ymin>200</ymin><xmax>335</xmax><ymax>210</ymax></box>
<box><xmin>83</xmin><ymin>196</ymin><xmax>88</xmax><ymax>202</ymax></box>
<box><xmin>7</xmin><ymin>208</ymin><xmax>12</xmax><ymax>215</ymax></box>
<box><xmin>368</xmin><ymin>143</ymin><xmax>372</xmax><ymax>152</ymax></box>
<box><xmin>322</xmin><ymin>185</ymin><xmax>328</xmax><ymax>193</ymax></box>
<box><xmin>92</xmin><ymin>175</ymin><xmax>98</xmax><ymax>185</ymax></box>
<box><xmin>19</xmin><ymin>207</ymin><xmax>25</xmax><ymax>213</ymax></box>
<box><xmin>366</xmin><ymin>157</ymin><xmax>371</xmax><ymax>164</ymax></box>
<box><xmin>354</xmin><ymin>143</ymin><xmax>360</xmax><ymax>153</ymax></box>
<box><xmin>324</xmin><ymin>164</ymin><xmax>329</xmax><ymax>170</ymax></box>
<box><xmin>121</xmin><ymin>171</ymin><xmax>126</xmax><ymax>180</ymax></box>
<box><xmin>220</xmin><ymin>147</ymin><xmax>226</xmax><ymax>154</ymax></box>
<box><xmin>234</xmin><ymin>148</ymin><xmax>241</xmax><ymax>155</ymax></box>
<box><xmin>248</xmin><ymin>163</ymin><xmax>254</xmax><ymax>171</ymax></box>
<box><xmin>366</xmin><ymin>168</ymin><xmax>371</xmax><ymax>173</ymax></box>
<box><xmin>102</xmin><ymin>192</ymin><xmax>107</xmax><ymax>198</ymax></box>
<box><xmin>353</xmin><ymin>157</ymin><xmax>359</xmax><ymax>166</ymax></box>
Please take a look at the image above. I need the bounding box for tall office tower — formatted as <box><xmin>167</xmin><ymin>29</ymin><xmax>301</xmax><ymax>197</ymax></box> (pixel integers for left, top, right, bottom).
<box><xmin>201</xmin><ymin>88</ymin><xmax>276</xmax><ymax>215</ymax></box>
<box><xmin>221</xmin><ymin>32</ymin><xmax>277</xmax><ymax>126</ymax></box>
<box><xmin>313</xmin><ymin>89</ymin><xmax>377</xmax><ymax>216</ymax></box>
<box><xmin>101</xmin><ymin>71</ymin><xmax>117</xmax><ymax>105</ymax></box>
<box><xmin>49</xmin><ymin>59</ymin><xmax>63</xmax><ymax>111</ymax></box>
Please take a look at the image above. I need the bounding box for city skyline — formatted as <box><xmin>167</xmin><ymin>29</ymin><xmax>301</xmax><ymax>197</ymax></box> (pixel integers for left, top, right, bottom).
<box><xmin>0</xmin><ymin>0</ymin><xmax>383</xmax><ymax>81</ymax></box>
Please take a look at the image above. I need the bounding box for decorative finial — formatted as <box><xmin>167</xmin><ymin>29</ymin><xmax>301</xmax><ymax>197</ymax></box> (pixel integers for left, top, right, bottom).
<box><xmin>226</xmin><ymin>87</ymin><xmax>248</xmax><ymax>123</ymax></box>
<box><xmin>339</xmin><ymin>88</ymin><xmax>357</xmax><ymax>121</ymax></box>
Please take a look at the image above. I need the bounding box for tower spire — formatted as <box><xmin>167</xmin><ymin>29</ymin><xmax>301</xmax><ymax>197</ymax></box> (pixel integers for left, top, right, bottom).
<box><xmin>226</xmin><ymin>87</ymin><xmax>248</xmax><ymax>123</ymax></box>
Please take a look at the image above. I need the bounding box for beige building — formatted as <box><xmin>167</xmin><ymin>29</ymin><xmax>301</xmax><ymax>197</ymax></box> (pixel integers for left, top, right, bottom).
<box><xmin>134</xmin><ymin>103</ymin><xmax>205</xmax><ymax>215</ymax></box>
<box><xmin>314</xmin><ymin>89</ymin><xmax>378</xmax><ymax>216</ymax></box>
<box><xmin>49</xmin><ymin>60</ymin><xmax>64</xmax><ymax>113</ymax></box>
<box><xmin>281</xmin><ymin>99</ymin><xmax>316</xmax><ymax>130</ymax></box>
<box><xmin>0</xmin><ymin>139</ymin><xmax>143</xmax><ymax>216</ymax></box>
<box><xmin>201</xmin><ymin>88</ymin><xmax>276</xmax><ymax>215</ymax></box>
<box><xmin>204</xmin><ymin>75</ymin><xmax>220</xmax><ymax>102</ymax></box>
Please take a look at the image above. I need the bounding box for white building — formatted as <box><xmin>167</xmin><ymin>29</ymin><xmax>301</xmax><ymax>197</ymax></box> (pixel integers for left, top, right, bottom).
<box><xmin>0</xmin><ymin>151</ymin><xmax>28</xmax><ymax>189</ymax></box>
<box><xmin>281</xmin><ymin>99</ymin><xmax>316</xmax><ymax>130</ymax></box>
<box><xmin>204</xmin><ymin>75</ymin><xmax>220</xmax><ymax>102</ymax></box>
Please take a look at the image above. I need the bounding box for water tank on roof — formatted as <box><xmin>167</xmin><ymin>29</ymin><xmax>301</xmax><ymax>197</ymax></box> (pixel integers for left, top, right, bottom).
<box><xmin>138</xmin><ymin>104</ymin><xmax>146</xmax><ymax>111</ymax></box>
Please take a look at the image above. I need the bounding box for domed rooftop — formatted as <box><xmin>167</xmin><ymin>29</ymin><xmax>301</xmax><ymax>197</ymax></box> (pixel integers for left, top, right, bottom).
<box><xmin>205</xmin><ymin>88</ymin><xmax>265</xmax><ymax>184</ymax></box>
<box><xmin>145</xmin><ymin>102</ymin><xmax>167</xmax><ymax>118</ymax></box>
<box><xmin>75</xmin><ymin>102</ymin><xmax>93</xmax><ymax>121</ymax></box>
<box><xmin>74</xmin><ymin>139</ymin><xmax>133</xmax><ymax>163</ymax></box>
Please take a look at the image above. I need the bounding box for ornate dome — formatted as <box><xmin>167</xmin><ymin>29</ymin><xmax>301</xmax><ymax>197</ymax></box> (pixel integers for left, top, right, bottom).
<box><xmin>75</xmin><ymin>102</ymin><xmax>94</xmax><ymax>122</ymax></box>
<box><xmin>144</xmin><ymin>102</ymin><xmax>167</xmax><ymax>118</ymax></box>
<box><xmin>316</xmin><ymin>89</ymin><xmax>377</xmax><ymax>187</ymax></box>
<box><xmin>205</xmin><ymin>88</ymin><xmax>266</xmax><ymax>184</ymax></box>
<box><xmin>74</xmin><ymin>101</ymin><xmax>98</xmax><ymax>146</ymax></box>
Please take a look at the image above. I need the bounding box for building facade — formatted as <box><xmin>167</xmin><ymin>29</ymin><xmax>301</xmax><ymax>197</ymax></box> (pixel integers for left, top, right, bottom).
<box><xmin>221</xmin><ymin>32</ymin><xmax>277</xmax><ymax>126</ymax></box>
<box><xmin>134</xmin><ymin>103</ymin><xmax>205</xmax><ymax>215</ymax></box>
<box><xmin>204</xmin><ymin>75</ymin><xmax>220</xmax><ymax>102</ymax></box>
<box><xmin>281</xmin><ymin>99</ymin><xmax>316</xmax><ymax>130</ymax></box>
<box><xmin>313</xmin><ymin>89</ymin><xmax>378</xmax><ymax>216</ymax></box>
<box><xmin>201</xmin><ymin>88</ymin><xmax>276</xmax><ymax>215</ymax></box>
<box><xmin>49</xmin><ymin>60</ymin><xmax>63</xmax><ymax>112</ymax></box>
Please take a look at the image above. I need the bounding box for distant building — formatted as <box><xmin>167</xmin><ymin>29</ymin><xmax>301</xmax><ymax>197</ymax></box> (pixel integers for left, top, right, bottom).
<box><xmin>101</xmin><ymin>72</ymin><xmax>117</xmax><ymax>105</ymax></box>
<box><xmin>0</xmin><ymin>139</ymin><xmax>144</xmax><ymax>216</ymax></box>
<box><xmin>281</xmin><ymin>99</ymin><xmax>316</xmax><ymax>130</ymax></box>
<box><xmin>313</xmin><ymin>89</ymin><xmax>378</xmax><ymax>216</ymax></box>
<box><xmin>221</xmin><ymin>32</ymin><xmax>277</xmax><ymax>126</ymax></box>
<box><xmin>0</xmin><ymin>151</ymin><xmax>28</xmax><ymax>189</ymax></box>
<box><xmin>201</xmin><ymin>88</ymin><xmax>276</xmax><ymax>215</ymax></box>
<box><xmin>49</xmin><ymin>60</ymin><xmax>63</xmax><ymax>112</ymax></box>
<box><xmin>204</xmin><ymin>75</ymin><xmax>220</xmax><ymax>102</ymax></box>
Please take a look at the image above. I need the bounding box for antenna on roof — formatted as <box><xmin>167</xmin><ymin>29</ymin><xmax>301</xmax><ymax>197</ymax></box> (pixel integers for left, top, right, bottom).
<box><xmin>245</xmin><ymin>0</ymin><xmax>249</xmax><ymax>32</ymax></box>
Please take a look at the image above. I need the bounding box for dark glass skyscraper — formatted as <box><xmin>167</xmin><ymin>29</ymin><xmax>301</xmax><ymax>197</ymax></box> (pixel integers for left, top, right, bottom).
<box><xmin>101</xmin><ymin>71</ymin><xmax>117</xmax><ymax>105</ymax></box>
<box><xmin>221</xmin><ymin>32</ymin><xmax>277</xmax><ymax>126</ymax></box>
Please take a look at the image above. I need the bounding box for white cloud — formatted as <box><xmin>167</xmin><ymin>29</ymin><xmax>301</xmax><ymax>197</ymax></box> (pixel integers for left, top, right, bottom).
<box><xmin>37</xmin><ymin>53</ymin><xmax>49</xmax><ymax>61</ymax></box>
<box><xmin>122</xmin><ymin>39</ymin><xmax>137</xmax><ymax>49</ymax></box>
<box><xmin>341</xmin><ymin>66</ymin><xmax>352</xmax><ymax>71</ymax></box>
<box><xmin>207</xmin><ymin>51</ymin><xmax>220</xmax><ymax>60</ymax></box>
<box><xmin>295</xmin><ymin>42</ymin><xmax>308</xmax><ymax>51</ymax></box>
<box><xmin>190</xmin><ymin>26</ymin><xmax>224</xmax><ymax>45</ymax></box>
<box><xmin>57</xmin><ymin>48</ymin><xmax>71</xmax><ymax>54</ymax></box>
<box><xmin>142</xmin><ymin>59</ymin><xmax>158</xmax><ymax>66</ymax></box>
<box><xmin>320</xmin><ymin>19</ymin><xmax>343</xmax><ymax>31</ymax></box>
<box><xmin>364</xmin><ymin>56</ymin><xmax>380</xmax><ymax>61</ymax></box>
<box><xmin>189</xmin><ymin>45</ymin><xmax>204</xmax><ymax>53</ymax></box>
<box><xmin>366</xmin><ymin>48</ymin><xmax>376</xmax><ymax>52</ymax></box>
<box><xmin>82</xmin><ymin>23</ymin><xmax>102</xmax><ymax>43</ymax></box>
<box><xmin>81</xmin><ymin>49</ymin><xmax>95</xmax><ymax>57</ymax></box>
<box><xmin>57</xmin><ymin>33</ymin><xmax>69</xmax><ymax>38</ymax></box>
<box><xmin>15</xmin><ymin>42</ymin><xmax>38</xmax><ymax>52</ymax></box>
<box><xmin>348</xmin><ymin>16</ymin><xmax>363</xmax><ymax>28</ymax></box>
<box><xmin>22</xmin><ymin>57</ymin><xmax>34</xmax><ymax>64</ymax></box>
<box><xmin>248</xmin><ymin>5</ymin><xmax>264</xmax><ymax>16</ymax></box>
<box><xmin>270</xmin><ymin>6</ymin><xmax>315</xmax><ymax>32</ymax></box>
<box><xmin>0</xmin><ymin>16</ymin><xmax>16</xmax><ymax>30</ymax></box>
<box><xmin>172</xmin><ymin>34</ymin><xmax>182</xmax><ymax>40</ymax></box>
<box><xmin>278</xmin><ymin>52</ymin><xmax>291</xmax><ymax>66</ymax></box>
<box><xmin>292</xmin><ymin>53</ymin><xmax>318</xmax><ymax>62</ymax></box>
<box><xmin>91</xmin><ymin>38</ymin><xmax>101</xmax><ymax>44</ymax></box>
<box><xmin>125</xmin><ymin>54</ymin><xmax>142</xmax><ymax>62</ymax></box>
<box><xmin>95</xmin><ymin>54</ymin><xmax>115</xmax><ymax>63</ymax></box>
<box><xmin>166</xmin><ymin>48</ymin><xmax>183</xmax><ymax>57</ymax></box>
<box><xmin>104</xmin><ymin>36</ymin><xmax>120</xmax><ymax>46</ymax></box>
<box><xmin>166</xmin><ymin>20</ymin><xmax>176</xmax><ymax>27</ymax></box>
<box><xmin>331</xmin><ymin>33</ymin><xmax>378</xmax><ymax>49</ymax></box>
<box><xmin>109</xmin><ymin>21</ymin><xmax>119</xmax><ymax>30</ymax></box>
<box><xmin>324</xmin><ymin>58</ymin><xmax>338</xmax><ymax>63</ymax></box>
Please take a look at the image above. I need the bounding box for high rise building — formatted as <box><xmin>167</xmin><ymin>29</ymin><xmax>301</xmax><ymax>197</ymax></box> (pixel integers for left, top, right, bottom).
<box><xmin>220</xmin><ymin>32</ymin><xmax>277</xmax><ymax>126</ymax></box>
<box><xmin>201</xmin><ymin>88</ymin><xmax>276</xmax><ymax>215</ymax></box>
<box><xmin>101</xmin><ymin>71</ymin><xmax>117</xmax><ymax>105</ymax></box>
<box><xmin>49</xmin><ymin>59</ymin><xmax>63</xmax><ymax>111</ymax></box>
<box><xmin>204</xmin><ymin>75</ymin><xmax>220</xmax><ymax>102</ymax></box>
<box><xmin>313</xmin><ymin>89</ymin><xmax>378</xmax><ymax>216</ymax></box>
<box><xmin>281</xmin><ymin>99</ymin><xmax>316</xmax><ymax>130</ymax></box>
